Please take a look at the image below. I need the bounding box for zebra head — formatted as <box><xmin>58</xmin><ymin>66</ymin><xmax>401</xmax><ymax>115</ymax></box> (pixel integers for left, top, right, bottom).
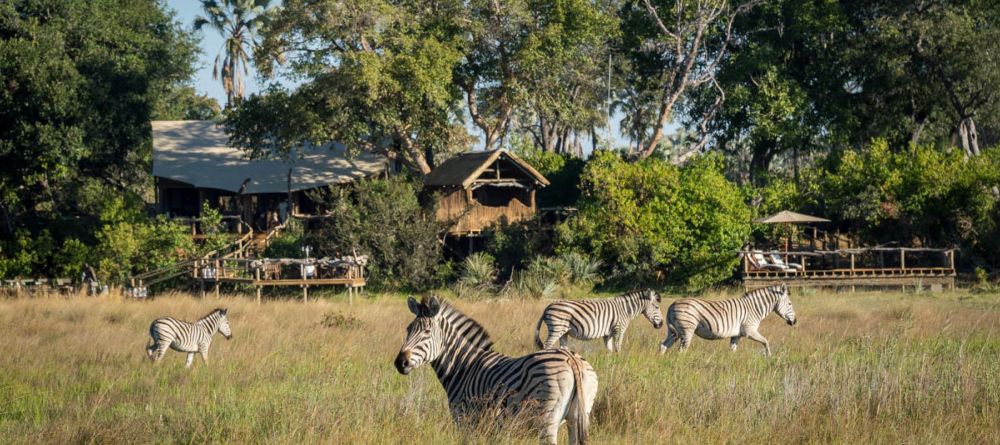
<box><xmin>773</xmin><ymin>284</ymin><xmax>797</xmax><ymax>326</ymax></box>
<box><xmin>217</xmin><ymin>308</ymin><xmax>233</xmax><ymax>339</ymax></box>
<box><xmin>642</xmin><ymin>289</ymin><xmax>664</xmax><ymax>329</ymax></box>
<box><xmin>396</xmin><ymin>296</ymin><xmax>444</xmax><ymax>375</ymax></box>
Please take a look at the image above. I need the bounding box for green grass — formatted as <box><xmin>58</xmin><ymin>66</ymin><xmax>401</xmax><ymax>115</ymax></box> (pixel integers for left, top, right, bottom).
<box><xmin>1</xmin><ymin>289</ymin><xmax>998</xmax><ymax>444</ymax></box>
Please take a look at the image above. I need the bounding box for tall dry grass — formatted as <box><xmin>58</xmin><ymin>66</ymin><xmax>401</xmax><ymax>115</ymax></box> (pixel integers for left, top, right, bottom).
<box><xmin>0</xmin><ymin>289</ymin><xmax>998</xmax><ymax>444</ymax></box>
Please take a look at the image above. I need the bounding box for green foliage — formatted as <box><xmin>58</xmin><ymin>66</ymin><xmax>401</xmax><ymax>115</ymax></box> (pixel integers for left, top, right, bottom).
<box><xmin>814</xmin><ymin>140</ymin><xmax>998</xmax><ymax>249</ymax></box>
<box><xmin>513</xmin><ymin>142</ymin><xmax>585</xmax><ymax>207</ymax></box>
<box><xmin>0</xmin><ymin>0</ymin><xmax>199</xmax><ymax>280</ymax></box>
<box><xmin>457</xmin><ymin>252</ymin><xmax>498</xmax><ymax>293</ymax></box>
<box><xmin>197</xmin><ymin>202</ymin><xmax>231</xmax><ymax>255</ymax></box>
<box><xmin>558</xmin><ymin>151</ymin><xmax>750</xmax><ymax>289</ymax></box>
<box><xmin>93</xmin><ymin>197</ymin><xmax>195</xmax><ymax>284</ymax></box>
<box><xmin>306</xmin><ymin>178</ymin><xmax>443</xmax><ymax>291</ymax></box>
<box><xmin>262</xmin><ymin>219</ymin><xmax>305</xmax><ymax>258</ymax></box>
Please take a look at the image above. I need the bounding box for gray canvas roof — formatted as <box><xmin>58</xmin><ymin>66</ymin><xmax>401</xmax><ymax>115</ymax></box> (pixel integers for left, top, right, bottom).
<box><xmin>152</xmin><ymin>120</ymin><xmax>386</xmax><ymax>194</ymax></box>
<box><xmin>424</xmin><ymin>149</ymin><xmax>549</xmax><ymax>188</ymax></box>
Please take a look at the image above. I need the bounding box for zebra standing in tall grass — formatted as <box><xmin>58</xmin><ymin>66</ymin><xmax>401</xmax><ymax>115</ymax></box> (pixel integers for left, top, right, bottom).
<box><xmin>396</xmin><ymin>296</ymin><xmax>598</xmax><ymax>445</ymax></box>
<box><xmin>146</xmin><ymin>308</ymin><xmax>232</xmax><ymax>368</ymax></box>
<box><xmin>534</xmin><ymin>289</ymin><xmax>663</xmax><ymax>352</ymax></box>
<box><xmin>659</xmin><ymin>284</ymin><xmax>796</xmax><ymax>357</ymax></box>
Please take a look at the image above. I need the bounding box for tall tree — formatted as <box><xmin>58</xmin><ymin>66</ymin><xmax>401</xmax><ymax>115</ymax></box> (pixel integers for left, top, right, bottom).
<box><xmin>0</xmin><ymin>0</ymin><xmax>198</xmax><ymax>236</ymax></box>
<box><xmin>619</xmin><ymin>0</ymin><xmax>760</xmax><ymax>160</ymax></box>
<box><xmin>456</xmin><ymin>0</ymin><xmax>615</xmax><ymax>152</ymax></box>
<box><xmin>226</xmin><ymin>0</ymin><xmax>471</xmax><ymax>175</ymax></box>
<box><xmin>194</xmin><ymin>0</ymin><xmax>276</xmax><ymax>108</ymax></box>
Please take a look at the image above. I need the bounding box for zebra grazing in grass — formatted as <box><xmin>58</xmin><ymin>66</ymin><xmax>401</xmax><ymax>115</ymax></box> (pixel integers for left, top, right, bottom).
<box><xmin>534</xmin><ymin>289</ymin><xmax>663</xmax><ymax>352</ymax></box>
<box><xmin>660</xmin><ymin>284</ymin><xmax>796</xmax><ymax>357</ymax></box>
<box><xmin>396</xmin><ymin>296</ymin><xmax>598</xmax><ymax>445</ymax></box>
<box><xmin>146</xmin><ymin>308</ymin><xmax>232</xmax><ymax>368</ymax></box>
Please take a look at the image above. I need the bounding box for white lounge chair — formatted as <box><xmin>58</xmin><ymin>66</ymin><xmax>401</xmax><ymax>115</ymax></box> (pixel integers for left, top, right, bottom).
<box><xmin>769</xmin><ymin>253</ymin><xmax>803</xmax><ymax>271</ymax></box>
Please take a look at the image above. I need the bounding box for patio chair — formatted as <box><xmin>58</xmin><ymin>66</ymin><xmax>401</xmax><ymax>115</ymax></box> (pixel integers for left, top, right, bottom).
<box><xmin>751</xmin><ymin>252</ymin><xmax>792</xmax><ymax>271</ymax></box>
<box><xmin>769</xmin><ymin>253</ymin><xmax>804</xmax><ymax>271</ymax></box>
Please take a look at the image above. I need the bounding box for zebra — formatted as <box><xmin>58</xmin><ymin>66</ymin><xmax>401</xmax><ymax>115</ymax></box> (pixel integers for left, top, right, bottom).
<box><xmin>395</xmin><ymin>296</ymin><xmax>598</xmax><ymax>445</ymax></box>
<box><xmin>659</xmin><ymin>284</ymin><xmax>796</xmax><ymax>357</ymax></box>
<box><xmin>146</xmin><ymin>308</ymin><xmax>232</xmax><ymax>368</ymax></box>
<box><xmin>534</xmin><ymin>289</ymin><xmax>663</xmax><ymax>352</ymax></box>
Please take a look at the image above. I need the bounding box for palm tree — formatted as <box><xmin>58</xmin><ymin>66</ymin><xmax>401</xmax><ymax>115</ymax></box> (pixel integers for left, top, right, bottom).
<box><xmin>194</xmin><ymin>0</ymin><xmax>275</xmax><ymax>108</ymax></box>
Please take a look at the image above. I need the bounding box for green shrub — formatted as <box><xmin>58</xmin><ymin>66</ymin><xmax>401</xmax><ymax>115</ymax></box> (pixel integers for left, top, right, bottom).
<box><xmin>306</xmin><ymin>177</ymin><xmax>443</xmax><ymax>291</ymax></box>
<box><xmin>557</xmin><ymin>151</ymin><xmax>750</xmax><ymax>289</ymax></box>
<box><xmin>514</xmin><ymin>144</ymin><xmax>585</xmax><ymax>208</ymax></box>
<box><xmin>458</xmin><ymin>252</ymin><xmax>498</xmax><ymax>292</ymax></box>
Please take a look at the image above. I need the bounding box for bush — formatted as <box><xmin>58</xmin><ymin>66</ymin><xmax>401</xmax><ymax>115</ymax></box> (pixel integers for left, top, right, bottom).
<box><xmin>94</xmin><ymin>198</ymin><xmax>195</xmax><ymax>284</ymax></box>
<box><xmin>458</xmin><ymin>252</ymin><xmax>498</xmax><ymax>292</ymax></box>
<box><xmin>814</xmin><ymin>141</ymin><xmax>999</xmax><ymax>258</ymax></box>
<box><xmin>306</xmin><ymin>177</ymin><xmax>443</xmax><ymax>291</ymax></box>
<box><xmin>514</xmin><ymin>144</ymin><xmax>585</xmax><ymax>208</ymax></box>
<box><xmin>557</xmin><ymin>151</ymin><xmax>750</xmax><ymax>289</ymax></box>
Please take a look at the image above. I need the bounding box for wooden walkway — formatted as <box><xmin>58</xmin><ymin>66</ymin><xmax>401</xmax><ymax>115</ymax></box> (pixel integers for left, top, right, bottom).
<box><xmin>743</xmin><ymin>247</ymin><xmax>956</xmax><ymax>291</ymax></box>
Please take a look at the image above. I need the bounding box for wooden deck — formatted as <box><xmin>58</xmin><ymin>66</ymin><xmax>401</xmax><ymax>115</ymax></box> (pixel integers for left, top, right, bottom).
<box><xmin>743</xmin><ymin>247</ymin><xmax>956</xmax><ymax>291</ymax></box>
<box><xmin>194</xmin><ymin>257</ymin><xmax>367</xmax><ymax>303</ymax></box>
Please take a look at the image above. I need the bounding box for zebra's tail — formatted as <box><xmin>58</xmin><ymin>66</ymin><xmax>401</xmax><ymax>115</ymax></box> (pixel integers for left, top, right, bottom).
<box><xmin>566</xmin><ymin>353</ymin><xmax>590</xmax><ymax>445</ymax></box>
<box><xmin>534</xmin><ymin>316</ymin><xmax>546</xmax><ymax>349</ymax></box>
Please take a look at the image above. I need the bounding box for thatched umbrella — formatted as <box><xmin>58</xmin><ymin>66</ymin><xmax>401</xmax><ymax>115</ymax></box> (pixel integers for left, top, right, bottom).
<box><xmin>755</xmin><ymin>210</ymin><xmax>830</xmax><ymax>251</ymax></box>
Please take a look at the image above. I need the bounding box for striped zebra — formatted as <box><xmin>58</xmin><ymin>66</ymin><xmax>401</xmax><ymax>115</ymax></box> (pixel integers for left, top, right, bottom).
<box><xmin>659</xmin><ymin>284</ymin><xmax>796</xmax><ymax>357</ymax></box>
<box><xmin>146</xmin><ymin>308</ymin><xmax>232</xmax><ymax>368</ymax></box>
<box><xmin>395</xmin><ymin>296</ymin><xmax>598</xmax><ymax>445</ymax></box>
<box><xmin>534</xmin><ymin>289</ymin><xmax>663</xmax><ymax>352</ymax></box>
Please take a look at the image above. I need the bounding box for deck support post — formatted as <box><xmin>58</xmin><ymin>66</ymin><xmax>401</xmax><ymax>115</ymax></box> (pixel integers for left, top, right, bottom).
<box><xmin>255</xmin><ymin>267</ymin><xmax>261</xmax><ymax>304</ymax></box>
<box><xmin>302</xmin><ymin>285</ymin><xmax>308</xmax><ymax>303</ymax></box>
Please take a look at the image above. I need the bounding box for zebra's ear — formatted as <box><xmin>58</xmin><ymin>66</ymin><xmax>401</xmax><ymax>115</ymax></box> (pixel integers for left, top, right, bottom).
<box><xmin>425</xmin><ymin>296</ymin><xmax>442</xmax><ymax>317</ymax></box>
<box><xmin>220</xmin><ymin>308</ymin><xmax>228</xmax><ymax>316</ymax></box>
<box><xmin>407</xmin><ymin>296</ymin><xmax>421</xmax><ymax>315</ymax></box>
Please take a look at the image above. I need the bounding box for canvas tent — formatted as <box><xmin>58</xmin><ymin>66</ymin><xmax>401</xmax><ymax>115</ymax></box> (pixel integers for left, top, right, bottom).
<box><xmin>151</xmin><ymin>120</ymin><xmax>386</xmax><ymax>229</ymax></box>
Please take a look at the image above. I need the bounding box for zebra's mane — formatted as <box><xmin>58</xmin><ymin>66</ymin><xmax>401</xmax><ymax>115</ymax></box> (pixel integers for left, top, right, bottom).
<box><xmin>438</xmin><ymin>302</ymin><xmax>495</xmax><ymax>351</ymax></box>
<box><xmin>198</xmin><ymin>308</ymin><xmax>226</xmax><ymax>322</ymax></box>
<box><xmin>743</xmin><ymin>285</ymin><xmax>786</xmax><ymax>302</ymax></box>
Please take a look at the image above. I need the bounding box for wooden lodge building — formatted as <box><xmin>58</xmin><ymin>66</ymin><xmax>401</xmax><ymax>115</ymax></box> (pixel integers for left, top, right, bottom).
<box><xmin>151</xmin><ymin>120</ymin><xmax>387</xmax><ymax>233</ymax></box>
<box><xmin>424</xmin><ymin>149</ymin><xmax>549</xmax><ymax>254</ymax></box>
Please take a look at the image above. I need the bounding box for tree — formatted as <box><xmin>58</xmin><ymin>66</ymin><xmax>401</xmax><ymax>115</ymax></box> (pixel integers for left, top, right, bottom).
<box><xmin>225</xmin><ymin>0</ymin><xmax>471</xmax><ymax>174</ymax></box>
<box><xmin>0</xmin><ymin>0</ymin><xmax>198</xmax><ymax>238</ymax></box>
<box><xmin>618</xmin><ymin>0</ymin><xmax>760</xmax><ymax>160</ymax></box>
<box><xmin>456</xmin><ymin>0</ymin><xmax>616</xmax><ymax>153</ymax></box>
<box><xmin>194</xmin><ymin>0</ymin><xmax>277</xmax><ymax>108</ymax></box>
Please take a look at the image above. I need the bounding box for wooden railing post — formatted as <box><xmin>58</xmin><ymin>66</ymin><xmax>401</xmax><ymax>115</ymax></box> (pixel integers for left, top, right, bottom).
<box><xmin>900</xmin><ymin>250</ymin><xmax>906</xmax><ymax>271</ymax></box>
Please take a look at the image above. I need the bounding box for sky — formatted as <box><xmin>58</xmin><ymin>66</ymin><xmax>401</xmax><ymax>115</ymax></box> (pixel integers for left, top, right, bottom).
<box><xmin>164</xmin><ymin>0</ymin><xmax>669</xmax><ymax>153</ymax></box>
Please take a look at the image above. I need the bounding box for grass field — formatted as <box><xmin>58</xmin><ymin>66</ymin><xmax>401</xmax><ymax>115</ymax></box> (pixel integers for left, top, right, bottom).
<box><xmin>1</xmin><ymin>288</ymin><xmax>999</xmax><ymax>444</ymax></box>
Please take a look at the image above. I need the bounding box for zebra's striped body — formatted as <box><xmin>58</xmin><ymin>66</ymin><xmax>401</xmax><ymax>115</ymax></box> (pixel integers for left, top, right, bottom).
<box><xmin>659</xmin><ymin>284</ymin><xmax>796</xmax><ymax>356</ymax></box>
<box><xmin>146</xmin><ymin>308</ymin><xmax>232</xmax><ymax>368</ymax></box>
<box><xmin>535</xmin><ymin>289</ymin><xmax>663</xmax><ymax>352</ymax></box>
<box><xmin>396</xmin><ymin>296</ymin><xmax>598</xmax><ymax>445</ymax></box>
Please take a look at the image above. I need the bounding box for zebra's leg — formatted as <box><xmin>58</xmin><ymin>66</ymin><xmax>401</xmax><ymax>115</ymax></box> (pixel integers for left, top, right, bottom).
<box><xmin>545</xmin><ymin>327</ymin><xmax>568</xmax><ymax>349</ymax></box>
<box><xmin>745</xmin><ymin>330</ymin><xmax>771</xmax><ymax>357</ymax></box>
<box><xmin>730</xmin><ymin>337</ymin><xmax>740</xmax><ymax>351</ymax></box>
<box><xmin>153</xmin><ymin>341</ymin><xmax>171</xmax><ymax>362</ymax></box>
<box><xmin>199</xmin><ymin>348</ymin><xmax>210</xmax><ymax>365</ymax></box>
<box><xmin>146</xmin><ymin>338</ymin><xmax>156</xmax><ymax>359</ymax></box>
<box><xmin>603</xmin><ymin>335</ymin><xmax>614</xmax><ymax>352</ymax></box>
<box><xmin>612</xmin><ymin>325</ymin><xmax>626</xmax><ymax>352</ymax></box>
<box><xmin>678</xmin><ymin>328</ymin><xmax>694</xmax><ymax>352</ymax></box>
<box><xmin>185</xmin><ymin>353</ymin><xmax>195</xmax><ymax>368</ymax></box>
<box><xmin>659</xmin><ymin>327</ymin><xmax>677</xmax><ymax>354</ymax></box>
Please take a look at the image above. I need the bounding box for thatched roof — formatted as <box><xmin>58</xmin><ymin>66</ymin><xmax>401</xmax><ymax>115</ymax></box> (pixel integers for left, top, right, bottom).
<box><xmin>423</xmin><ymin>149</ymin><xmax>550</xmax><ymax>188</ymax></box>
<box><xmin>756</xmin><ymin>210</ymin><xmax>831</xmax><ymax>224</ymax></box>
<box><xmin>152</xmin><ymin>121</ymin><xmax>386</xmax><ymax>194</ymax></box>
